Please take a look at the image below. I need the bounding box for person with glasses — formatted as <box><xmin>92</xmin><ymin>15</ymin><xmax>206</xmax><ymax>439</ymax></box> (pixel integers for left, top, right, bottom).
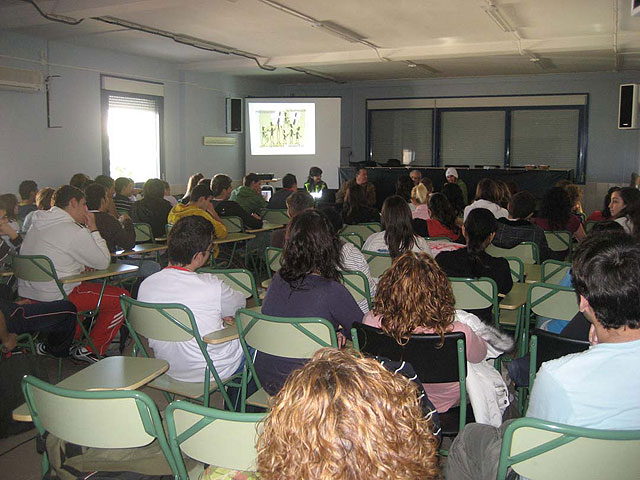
<box><xmin>137</xmin><ymin>215</ymin><xmax>246</xmax><ymax>382</ymax></box>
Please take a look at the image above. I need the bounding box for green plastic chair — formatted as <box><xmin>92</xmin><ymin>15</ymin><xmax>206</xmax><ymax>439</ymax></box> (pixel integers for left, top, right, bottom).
<box><xmin>487</xmin><ymin>241</ymin><xmax>540</xmax><ymax>264</ymax></box>
<box><xmin>11</xmin><ymin>254</ymin><xmax>102</xmax><ymax>358</ymax></box>
<box><xmin>264</xmin><ymin>247</ymin><xmax>282</xmax><ymax>278</ymax></box>
<box><xmin>584</xmin><ymin>220</ymin><xmax>599</xmax><ymax>233</ymax></box>
<box><xmin>221</xmin><ymin>216</ymin><xmax>244</xmax><ymax>233</ymax></box>
<box><xmin>361</xmin><ymin>249</ymin><xmax>392</xmax><ymax>278</ymax></box>
<box><xmin>339</xmin><ymin>231</ymin><xmax>365</xmax><ymax>250</ymax></box>
<box><xmin>497</xmin><ymin>417</ymin><xmax>640</xmax><ymax>480</ymax></box>
<box><xmin>198</xmin><ymin>268</ymin><xmax>261</xmax><ymax>307</ymax></box>
<box><xmin>341</xmin><ymin>222</ymin><xmax>382</xmax><ymax>242</ymax></box>
<box><xmin>341</xmin><ymin>270</ymin><xmax>372</xmax><ymax>310</ymax></box>
<box><xmin>166</xmin><ymin>400</ymin><xmax>265</xmax><ymax>480</ymax></box>
<box><xmin>545</xmin><ymin>230</ymin><xmax>572</xmax><ymax>260</ymax></box>
<box><xmin>120</xmin><ymin>296</ymin><xmax>243</xmax><ymax>411</ymax></box>
<box><xmin>133</xmin><ymin>222</ymin><xmax>155</xmax><ymax>243</ymax></box>
<box><xmin>505</xmin><ymin>256</ymin><xmax>525</xmax><ymax>283</ymax></box>
<box><xmin>261</xmin><ymin>209</ymin><xmax>289</xmax><ymax>225</ymax></box>
<box><xmin>21</xmin><ymin>375</ymin><xmax>178</xmax><ymax>479</ymax></box>
<box><xmin>450</xmin><ymin>276</ymin><xmax>526</xmax><ymax>355</ymax></box>
<box><xmin>235</xmin><ymin>308</ymin><xmax>338</xmax><ymax>411</ymax></box>
<box><xmin>541</xmin><ymin>259</ymin><xmax>571</xmax><ymax>285</ymax></box>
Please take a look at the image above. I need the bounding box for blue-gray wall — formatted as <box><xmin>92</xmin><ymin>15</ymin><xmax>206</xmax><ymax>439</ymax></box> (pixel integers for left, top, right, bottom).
<box><xmin>0</xmin><ymin>31</ymin><xmax>274</xmax><ymax>193</ymax></box>
<box><xmin>279</xmin><ymin>71</ymin><xmax>640</xmax><ymax>184</ymax></box>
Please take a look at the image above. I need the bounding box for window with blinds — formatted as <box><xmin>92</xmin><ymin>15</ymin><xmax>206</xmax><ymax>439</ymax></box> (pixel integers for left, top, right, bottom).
<box><xmin>103</xmin><ymin>92</ymin><xmax>163</xmax><ymax>182</ymax></box>
<box><xmin>369</xmin><ymin>110</ymin><xmax>433</xmax><ymax>165</ymax></box>
<box><xmin>440</xmin><ymin>111</ymin><xmax>505</xmax><ymax>167</ymax></box>
<box><xmin>510</xmin><ymin>109</ymin><xmax>579</xmax><ymax>170</ymax></box>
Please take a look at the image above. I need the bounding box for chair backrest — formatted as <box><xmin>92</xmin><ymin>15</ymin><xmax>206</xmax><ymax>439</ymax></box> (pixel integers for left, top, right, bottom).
<box><xmin>361</xmin><ymin>249</ymin><xmax>393</xmax><ymax>277</ymax></box>
<box><xmin>487</xmin><ymin>242</ymin><xmax>540</xmax><ymax>264</ymax></box>
<box><xmin>235</xmin><ymin>308</ymin><xmax>337</xmax><ymax>359</ymax></box>
<box><xmin>22</xmin><ymin>375</ymin><xmax>177</xmax><ymax>474</ymax></box>
<box><xmin>339</xmin><ymin>231</ymin><xmax>364</xmax><ymax>249</ymax></box>
<box><xmin>545</xmin><ymin>230</ymin><xmax>572</xmax><ymax>255</ymax></box>
<box><xmin>165</xmin><ymin>223</ymin><xmax>172</xmax><ymax>236</ymax></box>
<box><xmin>541</xmin><ymin>259</ymin><xmax>571</xmax><ymax>285</ymax></box>
<box><xmin>341</xmin><ymin>222</ymin><xmax>382</xmax><ymax>242</ymax></box>
<box><xmin>265</xmin><ymin>247</ymin><xmax>283</xmax><ymax>277</ymax></box>
<box><xmin>352</xmin><ymin>323</ymin><xmax>467</xmax><ymax>383</ymax></box>
<box><xmin>341</xmin><ymin>270</ymin><xmax>372</xmax><ymax>310</ymax></box>
<box><xmin>120</xmin><ymin>296</ymin><xmax>196</xmax><ymax>344</ymax></box>
<box><xmin>527</xmin><ymin>282</ymin><xmax>579</xmax><ymax>322</ymax></box>
<box><xmin>166</xmin><ymin>400</ymin><xmax>264</xmax><ymax>477</ymax></box>
<box><xmin>530</xmin><ymin>328</ymin><xmax>589</xmax><ymax>375</ymax></box>
<box><xmin>11</xmin><ymin>254</ymin><xmax>67</xmax><ymax>298</ymax></box>
<box><xmin>221</xmin><ymin>216</ymin><xmax>244</xmax><ymax>233</ymax></box>
<box><xmin>584</xmin><ymin>220</ymin><xmax>599</xmax><ymax>233</ymax></box>
<box><xmin>505</xmin><ymin>256</ymin><xmax>525</xmax><ymax>283</ymax></box>
<box><xmin>497</xmin><ymin>417</ymin><xmax>640</xmax><ymax>480</ymax></box>
<box><xmin>449</xmin><ymin>277</ymin><xmax>499</xmax><ymax>324</ymax></box>
<box><xmin>262</xmin><ymin>209</ymin><xmax>289</xmax><ymax>225</ymax></box>
<box><xmin>134</xmin><ymin>222</ymin><xmax>155</xmax><ymax>243</ymax></box>
<box><xmin>197</xmin><ymin>268</ymin><xmax>259</xmax><ymax>304</ymax></box>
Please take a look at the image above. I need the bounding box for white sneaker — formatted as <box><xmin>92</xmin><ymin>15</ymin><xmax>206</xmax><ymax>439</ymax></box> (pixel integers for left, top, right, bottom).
<box><xmin>71</xmin><ymin>346</ymin><xmax>99</xmax><ymax>364</ymax></box>
<box><xmin>35</xmin><ymin>342</ymin><xmax>48</xmax><ymax>356</ymax></box>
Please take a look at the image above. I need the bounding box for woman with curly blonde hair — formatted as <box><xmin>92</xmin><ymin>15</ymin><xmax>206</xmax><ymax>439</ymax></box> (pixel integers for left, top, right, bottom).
<box><xmin>364</xmin><ymin>251</ymin><xmax>487</xmax><ymax>413</ymax></box>
<box><xmin>257</xmin><ymin>348</ymin><xmax>440</xmax><ymax>480</ymax></box>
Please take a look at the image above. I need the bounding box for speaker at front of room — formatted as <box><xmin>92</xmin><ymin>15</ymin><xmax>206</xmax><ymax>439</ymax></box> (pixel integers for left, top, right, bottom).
<box><xmin>618</xmin><ymin>84</ymin><xmax>639</xmax><ymax>130</ymax></box>
<box><xmin>226</xmin><ymin>97</ymin><xmax>243</xmax><ymax>133</ymax></box>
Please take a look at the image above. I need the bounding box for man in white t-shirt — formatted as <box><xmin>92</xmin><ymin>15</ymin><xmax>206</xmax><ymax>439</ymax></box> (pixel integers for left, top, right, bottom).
<box><xmin>444</xmin><ymin>231</ymin><xmax>640</xmax><ymax>479</ymax></box>
<box><xmin>137</xmin><ymin>215</ymin><xmax>245</xmax><ymax>382</ymax></box>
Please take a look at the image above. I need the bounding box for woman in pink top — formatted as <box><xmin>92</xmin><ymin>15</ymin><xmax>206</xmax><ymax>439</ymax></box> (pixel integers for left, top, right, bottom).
<box><xmin>363</xmin><ymin>251</ymin><xmax>487</xmax><ymax>413</ymax></box>
<box><xmin>411</xmin><ymin>183</ymin><xmax>431</xmax><ymax>221</ymax></box>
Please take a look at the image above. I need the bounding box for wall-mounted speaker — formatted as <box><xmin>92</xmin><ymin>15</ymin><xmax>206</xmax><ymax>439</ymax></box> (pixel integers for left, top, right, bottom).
<box><xmin>618</xmin><ymin>84</ymin><xmax>639</xmax><ymax>130</ymax></box>
<box><xmin>226</xmin><ymin>97</ymin><xmax>243</xmax><ymax>134</ymax></box>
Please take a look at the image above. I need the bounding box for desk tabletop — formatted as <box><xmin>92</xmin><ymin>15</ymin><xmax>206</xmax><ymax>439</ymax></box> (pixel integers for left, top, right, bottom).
<box><xmin>213</xmin><ymin>232</ymin><xmax>256</xmax><ymax>245</ymax></box>
<box><xmin>112</xmin><ymin>243</ymin><xmax>168</xmax><ymax>257</ymax></box>
<box><xmin>203</xmin><ymin>325</ymin><xmax>239</xmax><ymax>345</ymax></box>
<box><xmin>60</xmin><ymin>263</ymin><xmax>139</xmax><ymax>284</ymax></box>
<box><xmin>524</xmin><ymin>264</ymin><xmax>542</xmax><ymax>284</ymax></box>
<box><xmin>246</xmin><ymin>222</ymin><xmax>284</xmax><ymax>233</ymax></box>
<box><xmin>499</xmin><ymin>282</ymin><xmax>530</xmax><ymax>310</ymax></box>
<box><xmin>12</xmin><ymin>356</ymin><xmax>168</xmax><ymax>422</ymax></box>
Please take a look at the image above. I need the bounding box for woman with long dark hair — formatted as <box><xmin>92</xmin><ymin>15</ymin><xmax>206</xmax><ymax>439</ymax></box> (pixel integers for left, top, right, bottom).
<box><xmin>341</xmin><ymin>183</ymin><xmax>379</xmax><ymax>225</ymax></box>
<box><xmin>609</xmin><ymin>186</ymin><xmax>640</xmax><ymax>236</ymax></box>
<box><xmin>425</xmin><ymin>193</ymin><xmax>461</xmax><ymax>241</ymax></box>
<box><xmin>463</xmin><ymin>178</ymin><xmax>508</xmax><ymax>221</ymax></box>
<box><xmin>436</xmin><ymin>208</ymin><xmax>513</xmax><ymax>324</ymax></box>
<box><xmin>442</xmin><ymin>182</ymin><xmax>466</xmax><ymax>218</ymax></box>
<box><xmin>363</xmin><ymin>195</ymin><xmax>432</xmax><ymax>258</ymax></box>
<box><xmin>587</xmin><ymin>186</ymin><xmax>620</xmax><ymax>222</ymax></box>
<box><xmin>532</xmin><ymin>186</ymin><xmax>586</xmax><ymax>241</ymax></box>
<box><xmin>180</xmin><ymin>172</ymin><xmax>204</xmax><ymax>204</ymax></box>
<box><xmin>255</xmin><ymin>209</ymin><xmax>363</xmax><ymax>395</ymax></box>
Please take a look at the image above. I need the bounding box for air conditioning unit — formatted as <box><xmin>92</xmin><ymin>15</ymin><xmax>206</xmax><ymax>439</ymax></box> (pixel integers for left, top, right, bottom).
<box><xmin>0</xmin><ymin>66</ymin><xmax>44</xmax><ymax>92</ymax></box>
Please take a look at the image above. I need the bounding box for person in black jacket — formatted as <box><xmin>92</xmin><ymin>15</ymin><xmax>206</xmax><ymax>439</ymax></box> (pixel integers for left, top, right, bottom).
<box><xmin>210</xmin><ymin>174</ymin><xmax>263</xmax><ymax>230</ymax></box>
<box><xmin>131</xmin><ymin>178</ymin><xmax>173</xmax><ymax>238</ymax></box>
<box><xmin>436</xmin><ymin>208</ymin><xmax>513</xmax><ymax>324</ymax></box>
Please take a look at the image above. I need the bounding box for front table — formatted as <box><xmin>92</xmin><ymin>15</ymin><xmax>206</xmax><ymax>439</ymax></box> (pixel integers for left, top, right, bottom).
<box><xmin>12</xmin><ymin>356</ymin><xmax>169</xmax><ymax>422</ymax></box>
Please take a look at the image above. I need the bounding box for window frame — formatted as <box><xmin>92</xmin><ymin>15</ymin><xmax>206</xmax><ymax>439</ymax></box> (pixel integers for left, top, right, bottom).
<box><xmin>100</xmin><ymin>88</ymin><xmax>166</xmax><ymax>180</ymax></box>
<box><xmin>366</xmin><ymin>95</ymin><xmax>588</xmax><ymax>183</ymax></box>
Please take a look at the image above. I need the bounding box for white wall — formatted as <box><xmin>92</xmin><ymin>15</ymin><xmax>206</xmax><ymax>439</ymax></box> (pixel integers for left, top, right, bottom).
<box><xmin>0</xmin><ymin>31</ymin><xmax>275</xmax><ymax>194</ymax></box>
<box><xmin>279</xmin><ymin>71</ymin><xmax>640</xmax><ymax>184</ymax></box>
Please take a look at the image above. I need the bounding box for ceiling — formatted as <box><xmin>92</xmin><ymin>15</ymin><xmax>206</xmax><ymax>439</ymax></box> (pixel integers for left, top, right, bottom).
<box><xmin>2</xmin><ymin>0</ymin><xmax>640</xmax><ymax>84</ymax></box>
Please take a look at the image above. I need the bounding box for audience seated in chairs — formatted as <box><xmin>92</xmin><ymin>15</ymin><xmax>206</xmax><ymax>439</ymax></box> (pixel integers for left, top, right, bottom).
<box><xmin>610</xmin><ymin>186</ymin><xmax>640</xmax><ymax>236</ymax></box>
<box><xmin>255</xmin><ymin>209</ymin><xmax>363</xmax><ymax>395</ymax></box>
<box><xmin>257</xmin><ymin>348</ymin><xmax>441</xmax><ymax>480</ymax></box>
<box><xmin>210</xmin><ymin>174</ymin><xmax>263</xmax><ymax>230</ymax></box>
<box><xmin>17</xmin><ymin>180</ymin><xmax>38</xmax><ymax>221</ymax></box>
<box><xmin>532</xmin><ymin>186</ymin><xmax>586</xmax><ymax>241</ymax></box>
<box><xmin>445</xmin><ymin>231</ymin><xmax>640</xmax><ymax>480</ymax></box>
<box><xmin>229</xmin><ymin>173</ymin><xmax>268</xmax><ymax>216</ymax></box>
<box><xmin>587</xmin><ymin>186</ymin><xmax>620</xmax><ymax>222</ymax></box>
<box><xmin>340</xmin><ymin>182</ymin><xmax>380</xmax><ymax>225</ymax></box>
<box><xmin>364</xmin><ymin>251</ymin><xmax>512</xmax><ymax>421</ymax></box>
<box><xmin>267</xmin><ymin>173</ymin><xmax>297</xmax><ymax>210</ymax></box>
<box><xmin>464</xmin><ymin>178</ymin><xmax>509</xmax><ymax>221</ymax></box>
<box><xmin>413</xmin><ymin>192</ymin><xmax>462</xmax><ymax>242</ymax></box>
<box><xmin>21</xmin><ymin>187</ymin><xmax>54</xmax><ymax>234</ymax></box>
<box><xmin>18</xmin><ymin>185</ymin><xmax>129</xmax><ymax>362</ymax></box>
<box><xmin>270</xmin><ymin>190</ymin><xmax>314</xmax><ymax>249</ymax></box>
<box><xmin>137</xmin><ymin>215</ymin><xmax>246</xmax><ymax>383</ymax></box>
<box><xmin>363</xmin><ymin>195</ymin><xmax>433</xmax><ymax>258</ymax></box>
<box><xmin>131</xmin><ymin>178</ymin><xmax>173</xmax><ymax>239</ymax></box>
<box><xmin>437</xmin><ymin>208</ymin><xmax>513</xmax><ymax>324</ymax></box>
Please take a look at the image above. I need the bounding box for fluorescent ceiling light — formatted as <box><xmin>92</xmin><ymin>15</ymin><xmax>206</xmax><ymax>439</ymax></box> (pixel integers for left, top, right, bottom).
<box><xmin>482</xmin><ymin>4</ymin><xmax>514</xmax><ymax>33</ymax></box>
